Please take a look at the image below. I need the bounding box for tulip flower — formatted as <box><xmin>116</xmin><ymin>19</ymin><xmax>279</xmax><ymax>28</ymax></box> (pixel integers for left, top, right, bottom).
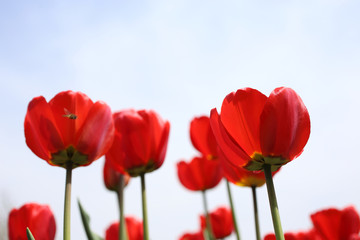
<box><xmin>106</xmin><ymin>109</ymin><xmax>170</xmax><ymax>240</ymax></box>
<box><xmin>210</xmin><ymin>87</ymin><xmax>310</xmax><ymax>240</ymax></box>
<box><xmin>177</xmin><ymin>156</ymin><xmax>223</xmax><ymax>192</ymax></box>
<box><xmin>179</xmin><ymin>231</ymin><xmax>204</xmax><ymax>240</ymax></box>
<box><xmin>311</xmin><ymin>206</ymin><xmax>360</xmax><ymax>240</ymax></box>
<box><xmin>210</xmin><ymin>87</ymin><xmax>310</xmax><ymax>172</ymax></box>
<box><xmin>8</xmin><ymin>203</ymin><xmax>56</xmax><ymax>240</ymax></box>
<box><xmin>105</xmin><ymin>216</ymin><xmax>143</xmax><ymax>240</ymax></box>
<box><xmin>106</xmin><ymin>109</ymin><xmax>170</xmax><ymax>177</ymax></box>
<box><xmin>24</xmin><ymin>90</ymin><xmax>115</xmax><ymax>240</ymax></box>
<box><xmin>200</xmin><ymin>207</ymin><xmax>234</xmax><ymax>239</ymax></box>
<box><xmin>24</xmin><ymin>90</ymin><xmax>115</xmax><ymax>169</ymax></box>
<box><xmin>190</xmin><ymin>116</ymin><xmax>218</xmax><ymax>160</ymax></box>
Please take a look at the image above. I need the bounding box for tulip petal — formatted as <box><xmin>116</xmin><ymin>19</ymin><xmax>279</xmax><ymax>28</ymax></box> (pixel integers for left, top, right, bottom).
<box><xmin>260</xmin><ymin>87</ymin><xmax>310</xmax><ymax>160</ymax></box>
<box><xmin>220</xmin><ymin>88</ymin><xmax>267</xmax><ymax>157</ymax></box>
<box><xmin>139</xmin><ymin>110</ymin><xmax>170</xmax><ymax>169</ymax></box>
<box><xmin>24</xmin><ymin>96</ymin><xmax>64</xmax><ymax>160</ymax></box>
<box><xmin>75</xmin><ymin>101</ymin><xmax>115</xmax><ymax>164</ymax></box>
<box><xmin>209</xmin><ymin>108</ymin><xmax>251</xmax><ymax>167</ymax></box>
<box><xmin>190</xmin><ymin>116</ymin><xmax>218</xmax><ymax>159</ymax></box>
<box><xmin>311</xmin><ymin>208</ymin><xmax>341</xmax><ymax>240</ymax></box>
<box><xmin>339</xmin><ymin>206</ymin><xmax>360</xmax><ymax>240</ymax></box>
<box><xmin>49</xmin><ymin>91</ymin><xmax>93</xmax><ymax>147</ymax></box>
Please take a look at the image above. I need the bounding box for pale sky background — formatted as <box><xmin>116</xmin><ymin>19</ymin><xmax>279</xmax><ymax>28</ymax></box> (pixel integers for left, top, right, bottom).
<box><xmin>1</xmin><ymin>1</ymin><xmax>360</xmax><ymax>239</ymax></box>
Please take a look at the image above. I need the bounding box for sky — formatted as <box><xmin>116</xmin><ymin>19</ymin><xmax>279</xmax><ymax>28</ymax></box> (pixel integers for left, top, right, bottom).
<box><xmin>1</xmin><ymin>0</ymin><xmax>360</xmax><ymax>239</ymax></box>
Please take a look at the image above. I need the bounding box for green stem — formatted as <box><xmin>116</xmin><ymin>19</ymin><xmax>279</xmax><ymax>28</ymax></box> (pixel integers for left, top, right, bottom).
<box><xmin>64</xmin><ymin>162</ymin><xmax>72</xmax><ymax>240</ymax></box>
<box><xmin>117</xmin><ymin>175</ymin><xmax>128</xmax><ymax>240</ymax></box>
<box><xmin>225</xmin><ymin>180</ymin><xmax>241</xmax><ymax>240</ymax></box>
<box><xmin>264</xmin><ymin>164</ymin><xmax>284</xmax><ymax>240</ymax></box>
<box><xmin>140</xmin><ymin>174</ymin><xmax>149</xmax><ymax>240</ymax></box>
<box><xmin>251</xmin><ymin>186</ymin><xmax>261</xmax><ymax>240</ymax></box>
<box><xmin>201</xmin><ymin>190</ymin><xmax>215</xmax><ymax>240</ymax></box>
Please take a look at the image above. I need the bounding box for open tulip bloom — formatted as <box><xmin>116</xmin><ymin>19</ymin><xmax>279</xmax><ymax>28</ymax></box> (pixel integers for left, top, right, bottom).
<box><xmin>24</xmin><ymin>90</ymin><xmax>115</xmax><ymax>240</ymax></box>
<box><xmin>210</xmin><ymin>87</ymin><xmax>311</xmax><ymax>240</ymax></box>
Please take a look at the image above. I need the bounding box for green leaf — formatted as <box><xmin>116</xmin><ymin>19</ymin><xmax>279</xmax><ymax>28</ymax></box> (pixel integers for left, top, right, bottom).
<box><xmin>78</xmin><ymin>199</ymin><xmax>104</xmax><ymax>240</ymax></box>
<box><xmin>26</xmin><ymin>228</ymin><xmax>35</xmax><ymax>240</ymax></box>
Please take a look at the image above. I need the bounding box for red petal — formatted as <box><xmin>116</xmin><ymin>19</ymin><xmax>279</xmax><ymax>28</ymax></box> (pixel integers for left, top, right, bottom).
<box><xmin>75</xmin><ymin>101</ymin><xmax>114</xmax><ymax>163</ymax></box>
<box><xmin>260</xmin><ymin>87</ymin><xmax>310</xmax><ymax>160</ymax></box>
<box><xmin>209</xmin><ymin>108</ymin><xmax>251</xmax><ymax>167</ymax></box>
<box><xmin>219</xmin><ymin>88</ymin><xmax>267</xmax><ymax>157</ymax></box>
<box><xmin>311</xmin><ymin>208</ymin><xmax>341</xmax><ymax>240</ymax></box>
<box><xmin>49</xmin><ymin>91</ymin><xmax>93</xmax><ymax>147</ymax></box>
<box><xmin>190</xmin><ymin>116</ymin><xmax>218</xmax><ymax>159</ymax></box>
<box><xmin>139</xmin><ymin>110</ymin><xmax>170</xmax><ymax>169</ymax></box>
<box><xmin>178</xmin><ymin>231</ymin><xmax>204</xmax><ymax>240</ymax></box>
<box><xmin>339</xmin><ymin>206</ymin><xmax>360</xmax><ymax>239</ymax></box>
<box><xmin>114</xmin><ymin>110</ymin><xmax>154</xmax><ymax>169</ymax></box>
<box><xmin>24</xmin><ymin>96</ymin><xmax>64</xmax><ymax>161</ymax></box>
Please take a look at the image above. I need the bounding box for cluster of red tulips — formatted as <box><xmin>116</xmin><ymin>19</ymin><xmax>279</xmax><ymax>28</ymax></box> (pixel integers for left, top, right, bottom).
<box><xmin>7</xmin><ymin>87</ymin><xmax>360</xmax><ymax>240</ymax></box>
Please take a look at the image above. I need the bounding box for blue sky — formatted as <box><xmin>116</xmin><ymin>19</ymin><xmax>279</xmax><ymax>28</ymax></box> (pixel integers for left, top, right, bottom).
<box><xmin>1</xmin><ymin>1</ymin><xmax>360</xmax><ymax>239</ymax></box>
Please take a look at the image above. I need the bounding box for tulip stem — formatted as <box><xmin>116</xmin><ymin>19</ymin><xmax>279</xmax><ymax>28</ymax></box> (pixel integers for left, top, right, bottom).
<box><xmin>117</xmin><ymin>175</ymin><xmax>128</xmax><ymax>240</ymax></box>
<box><xmin>225</xmin><ymin>180</ymin><xmax>241</xmax><ymax>240</ymax></box>
<box><xmin>64</xmin><ymin>162</ymin><xmax>72</xmax><ymax>240</ymax></box>
<box><xmin>264</xmin><ymin>164</ymin><xmax>284</xmax><ymax>240</ymax></box>
<box><xmin>202</xmin><ymin>190</ymin><xmax>215</xmax><ymax>240</ymax></box>
<box><xmin>251</xmin><ymin>186</ymin><xmax>261</xmax><ymax>240</ymax></box>
<box><xmin>140</xmin><ymin>174</ymin><xmax>149</xmax><ymax>240</ymax></box>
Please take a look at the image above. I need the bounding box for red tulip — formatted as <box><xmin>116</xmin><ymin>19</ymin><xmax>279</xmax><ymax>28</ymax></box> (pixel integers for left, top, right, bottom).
<box><xmin>105</xmin><ymin>216</ymin><xmax>143</xmax><ymax>240</ymax></box>
<box><xmin>310</xmin><ymin>206</ymin><xmax>360</xmax><ymax>240</ymax></box>
<box><xmin>8</xmin><ymin>203</ymin><xmax>56</xmax><ymax>240</ymax></box>
<box><xmin>24</xmin><ymin>90</ymin><xmax>115</xmax><ymax>168</ymax></box>
<box><xmin>177</xmin><ymin>156</ymin><xmax>223</xmax><ymax>191</ymax></box>
<box><xmin>210</xmin><ymin>87</ymin><xmax>310</xmax><ymax>171</ymax></box>
<box><xmin>200</xmin><ymin>206</ymin><xmax>234</xmax><ymax>239</ymax></box>
<box><xmin>103</xmin><ymin>158</ymin><xmax>130</xmax><ymax>191</ymax></box>
<box><xmin>179</xmin><ymin>231</ymin><xmax>204</xmax><ymax>240</ymax></box>
<box><xmin>264</xmin><ymin>230</ymin><xmax>321</xmax><ymax>240</ymax></box>
<box><xmin>190</xmin><ymin>116</ymin><xmax>218</xmax><ymax>160</ymax></box>
<box><xmin>106</xmin><ymin>109</ymin><xmax>170</xmax><ymax>177</ymax></box>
